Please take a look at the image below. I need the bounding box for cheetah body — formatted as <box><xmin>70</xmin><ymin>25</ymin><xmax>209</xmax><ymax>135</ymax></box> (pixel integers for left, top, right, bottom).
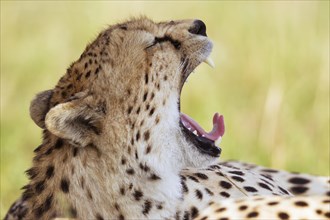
<box><xmin>5</xmin><ymin>18</ymin><xmax>330</xmax><ymax>220</ymax></box>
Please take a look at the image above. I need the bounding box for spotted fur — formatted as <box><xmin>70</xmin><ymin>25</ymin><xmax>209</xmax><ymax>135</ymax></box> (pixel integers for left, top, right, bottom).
<box><xmin>4</xmin><ymin>18</ymin><xmax>330</xmax><ymax>220</ymax></box>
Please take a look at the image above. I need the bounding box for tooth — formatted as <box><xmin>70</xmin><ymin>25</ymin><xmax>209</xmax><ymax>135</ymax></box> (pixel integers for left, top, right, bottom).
<box><xmin>204</xmin><ymin>56</ymin><xmax>215</xmax><ymax>68</ymax></box>
<box><xmin>193</xmin><ymin>130</ymin><xmax>198</xmax><ymax>135</ymax></box>
<box><xmin>215</xmin><ymin>137</ymin><xmax>222</xmax><ymax>146</ymax></box>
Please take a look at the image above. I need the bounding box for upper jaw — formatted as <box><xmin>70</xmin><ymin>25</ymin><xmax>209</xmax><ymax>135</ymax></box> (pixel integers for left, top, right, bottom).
<box><xmin>180</xmin><ymin>40</ymin><xmax>214</xmax><ymax>90</ymax></box>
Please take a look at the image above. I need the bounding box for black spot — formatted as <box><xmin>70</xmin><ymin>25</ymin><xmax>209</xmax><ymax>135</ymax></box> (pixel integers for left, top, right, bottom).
<box><xmin>126</xmin><ymin>168</ymin><xmax>135</xmax><ymax>175</ymax></box>
<box><xmin>144</xmin><ymin>131</ymin><xmax>150</xmax><ymax>141</ymax></box>
<box><xmin>239</xmin><ymin>205</ymin><xmax>247</xmax><ymax>210</ymax></box>
<box><xmin>94</xmin><ymin>67</ymin><xmax>100</xmax><ymax>75</ymax></box>
<box><xmin>243</xmin><ymin>186</ymin><xmax>258</xmax><ymax>193</ymax></box>
<box><xmin>96</xmin><ymin>213</ymin><xmax>104</xmax><ymax>220</ymax></box>
<box><xmin>119</xmin><ymin>214</ymin><xmax>125</xmax><ymax>220</ymax></box>
<box><xmin>145</xmin><ymin>145</ymin><xmax>152</xmax><ymax>154</ymax></box>
<box><xmin>216</xmin><ymin>207</ymin><xmax>226</xmax><ymax>212</ymax></box>
<box><xmin>73</xmin><ymin>147</ymin><xmax>79</xmax><ymax>157</ymax></box>
<box><xmin>34</xmin><ymin>144</ymin><xmax>43</xmax><ymax>152</ymax></box>
<box><xmin>143</xmin><ymin>92</ymin><xmax>148</xmax><ymax>101</ymax></box>
<box><xmin>133</xmin><ymin>190</ymin><xmax>143</xmax><ymax>201</ymax></box>
<box><xmin>135</xmin><ymin>150</ymin><xmax>139</xmax><ymax>159</ymax></box>
<box><xmin>145</xmin><ymin>73</ymin><xmax>149</xmax><ymax>84</ymax></box>
<box><xmin>67</xmin><ymin>206</ymin><xmax>76</xmax><ymax>218</ymax></box>
<box><xmin>35</xmin><ymin>181</ymin><xmax>45</xmax><ymax>193</ymax></box>
<box><xmin>22</xmin><ymin>185</ymin><xmax>33</xmax><ymax>201</ymax></box>
<box><xmin>194</xmin><ymin>173</ymin><xmax>208</xmax><ymax>180</ymax></box>
<box><xmin>209</xmin><ymin>164</ymin><xmax>221</xmax><ymax>169</ymax></box>
<box><xmin>142</xmin><ymin>200</ymin><xmax>152</xmax><ymax>215</ymax></box>
<box><xmin>219</xmin><ymin>181</ymin><xmax>232</xmax><ymax>189</ymax></box>
<box><xmin>181</xmin><ymin>179</ymin><xmax>189</xmax><ymax>193</ymax></box>
<box><xmin>120</xmin><ymin>187</ymin><xmax>125</xmax><ymax>195</ymax></box>
<box><xmin>260</xmin><ymin>178</ymin><xmax>274</xmax><ymax>187</ymax></box>
<box><xmin>231</xmin><ymin>175</ymin><xmax>244</xmax><ymax>182</ymax></box>
<box><xmin>85</xmin><ymin>70</ymin><xmax>91</xmax><ymax>78</ymax></box>
<box><xmin>278</xmin><ymin>212</ymin><xmax>289</xmax><ymax>220</ymax></box>
<box><xmin>149</xmin><ymin>173</ymin><xmax>161</xmax><ymax>180</ymax></box>
<box><xmin>261</xmin><ymin>174</ymin><xmax>273</xmax><ymax>181</ymax></box>
<box><xmin>258</xmin><ymin>182</ymin><xmax>272</xmax><ymax>191</ymax></box>
<box><xmin>60</xmin><ymin>178</ymin><xmax>70</xmax><ymax>193</ymax></box>
<box><xmin>187</xmin><ymin>175</ymin><xmax>199</xmax><ymax>182</ymax></box>
<box><xmin>190</xmin><ymin>206</ymin><xmax>199</xmax><ymax>218</ymax></box>
<box><xmin>87</xmin><ymin>188</ymin><xmax>93</xmax><ymax>200</ymax></box>
<box><xmin>289</xmin><ymin>177</ymin><xmax>310</xmax><ymax>185</ymax></box>
<box><xmin>54</xmin><ymin>139</ymin><xmax>64</xmax><ymax>149</ymax></box>
<box><xmin>149</xmin><ymin>107</ymin><xmax>155</xmax><ymax>116</ymax></box>
<box><xmin>44</xmin><ymin>147</ymin><xmax>53</xmax><ymax>155</ymax></box>
<box><xmin>246</xmin><ymin>211</ymin><xmax>259</xmax><ymax>218</ymax></box>
<box><xmin>150</xmin><ymin>92</ymin><xmax>155</xmax><ymax>100</ymax></box>
<box><xmin>261</xmin><ymin>169</ymin><xmax>278</xmax><ymax>173</ymax></box>
<box><xmin>136</xmin><ymin>131</ymin><xmax>140</xmax><ymax>141</ymax></box>
<box><xmin>220</xmin><ymin>191</ymin><xmax>230</xmax><ymax>198</ymax></box>
<box><xmin>195</xmin><ymin>189</ymin><xmax>203</xmax><ymax>200</ymax></box>
<box><xmin>316</xmin><ymin>209</ymin><xmax>322</xmax><ymax>214</ymax></box>
<box><xmin>324</xmin><ymin>199</ymin><xmax>330</xmax><ymax>203</ymax></box>
<box><xmin>136</xmin><ymin>106</ymin><xmax>141</xmax><ymax>114</ymax></box>
<box><xmin>326</xmin><ymin>191</ymin><xmax>330</xmax><ymax>196</ymax></box>
<box><xmin>268</xmin><ymin>201</ymin><xmax>279</xmax><ymax>206</ymax></box>
<box><xmin>46</xmin><ymin>165</ymin><xmax>55</xmax><ymax>179</ymax></box>
<box><xmin>204</xmin><ymin>188</ymin><xmax>214</xmax><ymax>196</ymax></box>
<box><xmin>228</xmin><ymin>170</ymin><xmax>244</xmax><ymax>176</ymax></box>
<box><xmin>26</xmin><ymin>168</ymin><xmax>38</xmax><ymax>179</ymax></box>
<box><xmin>121</xmin><ymin>157</ymin><xmax>126</xmax><ymax>165</ymax></box>
<box><xmin>61</xmin><ymin>91</ymin><xmax>67</xmax><ymax>98</ymax></box>
<box><xmin>290</xmin><ymin>186</ymin><xmax>308</xmax><ymax>194</ymax></box>
<box><xmin>279</xmin><ymin>186</ymin><xmax>290</xmax><ymax>195</ymax></box>
<box><xmin>294</xmin><ymin>201</ymin><xmax>308</xmax><ymax>207</ymax></box>
<box><xmin>128</xmin><ymin>106</ymin><xmax>133</xmax><ymax>114</ymax></box>
<box><xmin>325</xmin><ymin>212</ymin><xmax>330</xmax><ymax>218</ymax></box>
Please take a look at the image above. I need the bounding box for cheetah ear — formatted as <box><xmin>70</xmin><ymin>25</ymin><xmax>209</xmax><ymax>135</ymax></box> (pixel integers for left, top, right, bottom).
<box><xmin>30</xmin><ymin>90</ymin><xmax>53</xmax><ymax>128</ymax></box>
<box><xmin>45</xmin><ymin>96</ymin><xmax>104</xmax><ymax>147</ymax></box>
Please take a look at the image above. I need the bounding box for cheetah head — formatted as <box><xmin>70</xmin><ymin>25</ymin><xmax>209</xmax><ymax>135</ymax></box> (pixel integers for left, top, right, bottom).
<box><xmin>31</xmin><ymin>18</ymin><xmax>225</xmax><ymax>174</ymax></box>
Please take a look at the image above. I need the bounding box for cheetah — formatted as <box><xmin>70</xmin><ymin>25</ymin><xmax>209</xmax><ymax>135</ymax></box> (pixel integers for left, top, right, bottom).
<box><xmin>5</xmin><ymin>18</ymin><xmax>330</xmax><ymax>219</ymax></box>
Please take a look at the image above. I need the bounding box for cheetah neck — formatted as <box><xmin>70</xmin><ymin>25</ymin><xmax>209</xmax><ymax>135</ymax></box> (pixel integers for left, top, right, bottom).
<box><xmin>23</xmin><ymin>122</ymin><xmax>184</xmax><ymax>219</ymax></box>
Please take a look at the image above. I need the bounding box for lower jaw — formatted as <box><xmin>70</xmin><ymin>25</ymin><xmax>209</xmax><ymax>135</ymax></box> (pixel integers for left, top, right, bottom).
<box><xmin>180</xmin><ymin>122</ymin><xmax>221</xmax><ymax>157</ymax></box>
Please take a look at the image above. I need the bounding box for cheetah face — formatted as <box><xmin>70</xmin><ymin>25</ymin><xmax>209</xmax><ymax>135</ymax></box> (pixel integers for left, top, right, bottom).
<box><xmin>37</xmin><ymin>18</ymin><xmax>225</xmax><ymax>172</ymax></box>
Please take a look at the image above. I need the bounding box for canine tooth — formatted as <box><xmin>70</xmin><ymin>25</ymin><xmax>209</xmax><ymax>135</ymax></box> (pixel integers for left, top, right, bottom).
<box><xmin>193</xmin><ymin>130</ymin><xmax>198</xmax><ymax>135</ymax></box>
<box><xmin>204</xmin><ymin>57</ymin><xmax>215</xmax><ymax>68</ymax></box>
<box><xmin>215</xmin><ymin>137</ymin><xmax>222</xmax><ymax>146</ymax></box>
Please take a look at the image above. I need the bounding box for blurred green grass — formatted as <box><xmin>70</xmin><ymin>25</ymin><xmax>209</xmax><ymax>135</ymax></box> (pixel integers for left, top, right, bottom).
<box><xmin>1</xmin><ymin>1</ymin><xmax>329</xmax><ymax>218</ymax></box>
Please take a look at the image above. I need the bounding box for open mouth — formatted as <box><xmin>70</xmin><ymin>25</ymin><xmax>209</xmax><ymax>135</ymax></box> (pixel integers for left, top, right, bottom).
<box><xmin>179</xmin><ymin>56</ymin><xmax>225</xmax><ymax>157</ymax></box>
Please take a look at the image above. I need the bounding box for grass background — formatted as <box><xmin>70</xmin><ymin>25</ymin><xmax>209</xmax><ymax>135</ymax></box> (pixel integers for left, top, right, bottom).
<box><xmin>1</xmin><ymin>1</ymin><xmax>329</xmax><ymax>217</ymax></box>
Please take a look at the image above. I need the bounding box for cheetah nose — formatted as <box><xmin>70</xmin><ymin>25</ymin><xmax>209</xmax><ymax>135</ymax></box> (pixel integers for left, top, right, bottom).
<box><xmin>189</xmin><ymin>20</ymin><xmax>207</xmax><ymax>37</ymax></box>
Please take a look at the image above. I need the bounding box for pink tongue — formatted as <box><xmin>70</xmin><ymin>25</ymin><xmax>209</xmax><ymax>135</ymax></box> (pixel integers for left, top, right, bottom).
<box><xmin>180</xmin><ymin>113</ymin><xmax>225</xmax><ymax>141</ymax></box>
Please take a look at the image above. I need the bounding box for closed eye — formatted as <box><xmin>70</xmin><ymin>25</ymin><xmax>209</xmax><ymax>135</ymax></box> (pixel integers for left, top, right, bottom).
<box><xmin>145</xmin><ymin>35</ymin><xmax>181</xmax><ymax>50</ymax></box>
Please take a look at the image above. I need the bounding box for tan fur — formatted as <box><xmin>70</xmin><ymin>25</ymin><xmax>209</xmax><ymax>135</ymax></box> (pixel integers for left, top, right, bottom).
<box><xmin>6</xmin><ymin>18</ymin><xmax>215</xmax><ymax>219</ymax></box>
<box><xmin>6</xmin><ymin>18</ymin><xmax>329</xmax><ymax>220</ymax></box>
